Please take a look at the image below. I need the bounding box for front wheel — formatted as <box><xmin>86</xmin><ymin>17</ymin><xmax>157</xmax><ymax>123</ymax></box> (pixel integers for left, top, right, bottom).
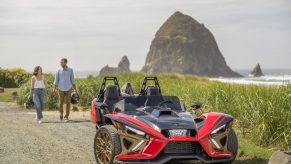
<box><xmin>220</xmin><ymin>128</ymin><xmax>238</xmax><ymax>164</ymax></box>
<box><xmin>94</xmin><ymin>125</ymin><xmax>121</xmax><ymax>164</ymax></box>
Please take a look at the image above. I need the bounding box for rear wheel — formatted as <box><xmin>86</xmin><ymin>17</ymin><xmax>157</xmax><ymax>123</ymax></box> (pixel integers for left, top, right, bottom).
<box><xmin>94</xmin><ymin>125</ymin><xmax>121</xmax><ymax>164</ymax></box>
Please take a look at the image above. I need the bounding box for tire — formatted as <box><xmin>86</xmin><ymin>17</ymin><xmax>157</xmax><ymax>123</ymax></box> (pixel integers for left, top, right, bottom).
<box><xmin>220</xmin><ymin>128</ymin><xmax>238</xmax><ymax>164</ymax></box>
<box><xmin>94</xmin><ymin>125</ymin><xmax>121</xmax><ymax>164</ymax></box>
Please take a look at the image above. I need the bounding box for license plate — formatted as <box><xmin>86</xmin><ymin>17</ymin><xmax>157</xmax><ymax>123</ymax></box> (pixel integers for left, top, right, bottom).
<box><xmin>169</xmin><ymin>129</ymin><xmax>187</xmax><ymax>136</ymax></box>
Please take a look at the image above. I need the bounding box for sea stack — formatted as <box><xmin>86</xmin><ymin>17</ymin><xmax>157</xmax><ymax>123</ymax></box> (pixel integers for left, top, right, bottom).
<box><xmin>250</xmin><ymin>63</ymin><xmax>264</xmax><ymax>77</ymax></box>
<box><xmin>99</xmin><ymin>56</ymin><xmax>131</xmax><ymax>75</ymax></box>
<box><xmin>141</xmin><ymin>11</ymin><xmax>242</xmax><ymax>77</ymax></box>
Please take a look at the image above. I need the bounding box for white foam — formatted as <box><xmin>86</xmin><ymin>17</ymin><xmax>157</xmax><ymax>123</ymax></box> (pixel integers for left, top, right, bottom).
<box><xmin>210</xmin><ymin>75</ymin><xmax>291</xmax><ymax>86</ymax></box>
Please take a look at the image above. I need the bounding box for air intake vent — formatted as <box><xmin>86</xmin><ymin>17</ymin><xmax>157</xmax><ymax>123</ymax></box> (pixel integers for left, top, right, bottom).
<box><xmin>123</xmin><ymin>139</ymin><xmax>132</xmax><ymax>149</ymax></box>
<box><xmin>151</xmin><ymin>109</ymin><xmax>178</xmax><ymax>118</ymax></box>
<box><xmin>164</xmin><ymin>142</ymin><xmax>198</xmax><ymax>154</ymax></box>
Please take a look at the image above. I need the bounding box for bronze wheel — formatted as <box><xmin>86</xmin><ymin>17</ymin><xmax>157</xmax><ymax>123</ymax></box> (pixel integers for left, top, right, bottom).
<box><xmin>94</xmin><ymin>125</ymin><xmax>121</xmax><ymax>164</ymax></box>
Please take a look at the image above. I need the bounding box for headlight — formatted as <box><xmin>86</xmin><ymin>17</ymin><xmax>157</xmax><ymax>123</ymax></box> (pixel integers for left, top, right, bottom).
<box><xmin>210</xmin><ymin>124</ymin><xmax>226</xmax><ymax>150</ymax></box>
<box><xmin>210</xmin><ymin>122</ymin><xmax>233</xmax><ymax>150</ymax></box>
<box><xmin>211</xmin><ymin>124</ymin><xmax>226</xmax><ymax>134</ymax></box>
<box><xmin>125</xmin><ymin>125</ymin><xmax>146</xmax><ymax>136</ymax></box>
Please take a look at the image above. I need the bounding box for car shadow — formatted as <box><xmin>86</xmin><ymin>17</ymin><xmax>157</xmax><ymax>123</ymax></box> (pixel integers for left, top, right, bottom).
<box><xmin>166</xmin><ymin>157</ymin><xmax>268</xmax><ymax>164</ymax></box>
<box><xmin>41</xmin><ymin>120</ymin><xmax>91</xmax><ymax>124</ymax></box>
<box><xmin>234</xmin><ymin>157</ymin><xmax>269</xmax><ymax>164</ymax></box>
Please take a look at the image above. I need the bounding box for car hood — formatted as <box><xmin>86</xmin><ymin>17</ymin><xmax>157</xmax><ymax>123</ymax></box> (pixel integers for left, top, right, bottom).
<box><xmin>136</xmin><ymin>110</ymin><xmax>196</xmax><ymax>130</ymax></box>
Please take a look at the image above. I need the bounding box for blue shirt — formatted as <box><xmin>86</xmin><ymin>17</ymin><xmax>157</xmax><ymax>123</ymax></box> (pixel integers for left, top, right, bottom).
<box><xmin>54</xmin><ymin>67</ymin><xmax>75</xmax><ymax>91</ymax></box>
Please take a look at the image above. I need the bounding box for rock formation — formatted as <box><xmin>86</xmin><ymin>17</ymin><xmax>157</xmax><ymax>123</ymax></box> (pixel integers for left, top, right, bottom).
<box><xmin>268</xmin><ymin>150</ymin><xmax>291</xmax><ymax>164</ymax></box>
<box><xmin>118</xmin><ymin>56</ymin><xmax>130</xmax><ymax>72</ymax></box>
<box><xmin>250</xmin><ymin>63</ymin><xmax>264</xmax><ymax>77</ymax></box>
<box><xmin>141</xmin><ymin>11</ymin><xmax>242</xmax><ymax>77</ymax></box>
<box><xmin>99</xmin><ymin>56</ymin><xmax>131</xmax><ymax>75</ymax></box>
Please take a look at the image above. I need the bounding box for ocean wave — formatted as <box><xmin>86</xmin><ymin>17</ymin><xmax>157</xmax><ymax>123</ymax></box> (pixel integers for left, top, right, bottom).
<box><xmin>210</xmin><ymin>75</ymin><xmax>291</xmax><ymax>86</ymax></box>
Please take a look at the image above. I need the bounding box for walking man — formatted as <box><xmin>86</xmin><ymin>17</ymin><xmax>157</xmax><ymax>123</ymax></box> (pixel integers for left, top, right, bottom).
<box><xmin>53</xmin><ymin>58</ymin><xmax>76</xmax><ymax>121</ymax></box>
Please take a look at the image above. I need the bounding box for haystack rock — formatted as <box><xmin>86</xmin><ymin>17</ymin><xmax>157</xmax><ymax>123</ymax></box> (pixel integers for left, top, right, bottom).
<box><xmin>250</xmin><ymin>63</ymin><xmax>264</xmax><ymax>77</ymax></box>
<box><xmin>142</xmin><ymin>11</ymin><xmax>242</xmax><ymax>77</ymax></box>
<box><xmin>99</xmin><ymin>56</ymin><xmax>131</xmax><ymax>75</ymax></box>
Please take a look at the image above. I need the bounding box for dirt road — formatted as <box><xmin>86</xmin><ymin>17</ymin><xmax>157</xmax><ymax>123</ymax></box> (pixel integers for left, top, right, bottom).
<box><xmin>0</xmin><ymin>102</ymin><xmax>96</xmax><ymax>164</ymax></box>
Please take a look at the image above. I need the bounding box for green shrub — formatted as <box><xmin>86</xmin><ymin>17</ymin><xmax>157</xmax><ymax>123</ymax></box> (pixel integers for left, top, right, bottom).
<box><xmin>0</xmin><ymin>68</ymin><xmax>30</xmax><ymax>88</ymax></box>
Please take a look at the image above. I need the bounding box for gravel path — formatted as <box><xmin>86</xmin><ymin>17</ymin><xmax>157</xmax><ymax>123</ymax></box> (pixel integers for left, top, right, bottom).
<box><xmin>0</xmin><ymin>102</ymin><xmax>96</xmax><ymax>164</ymax></box>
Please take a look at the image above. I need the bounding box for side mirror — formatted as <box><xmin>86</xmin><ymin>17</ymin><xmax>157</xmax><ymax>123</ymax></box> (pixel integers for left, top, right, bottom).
<box><xmin>191</xmin><ymin>102</ymin><xmax>202</xmax><ymax>110</ymax></box>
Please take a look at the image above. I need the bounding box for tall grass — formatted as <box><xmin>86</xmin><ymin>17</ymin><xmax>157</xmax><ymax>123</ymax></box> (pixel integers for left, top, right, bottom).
<box><xmin>0</xmin><ymin>68</ymin><xmax>30</xmax><ymax>87</ymax></box>
<box><xmin>18</xmin><ymin>72</ymin><xmax>291</xmax><ymax>149</ymax></box>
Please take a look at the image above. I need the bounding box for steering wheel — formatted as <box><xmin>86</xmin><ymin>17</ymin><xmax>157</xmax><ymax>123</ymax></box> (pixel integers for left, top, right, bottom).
<box><xmin>158</xmin><ymin>100</ymin><xmax>174</xmax><ymax>107</ymax></box>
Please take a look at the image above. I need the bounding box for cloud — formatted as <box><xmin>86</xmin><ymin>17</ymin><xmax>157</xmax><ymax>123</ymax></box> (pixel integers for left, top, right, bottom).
<box><xmin>0</xmin><ymin>0</ymin><xmax>290</xmax><ymax>71</ymax></box>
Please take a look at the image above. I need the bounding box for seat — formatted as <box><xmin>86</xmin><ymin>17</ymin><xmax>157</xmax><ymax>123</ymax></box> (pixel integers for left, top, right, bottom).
<box><xmin>146</xmin><ymin>86</ymin><xmax>160</xmax><ymax>96</ymax></box>
<box><xmin>103</xmin><ymin>85</ymin><xmax>121</xmax><ymax>113</ymax></box>
<box><xmin>144</xmin><ymin>86</ymin><xmax>163</xmax><ymax>106</ymax></box>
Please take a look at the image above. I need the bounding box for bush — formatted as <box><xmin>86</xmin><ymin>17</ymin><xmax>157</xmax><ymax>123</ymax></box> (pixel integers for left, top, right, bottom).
<box><xmin>0</xmin><ymin>68</ymin><xmax>30</xmax><ymax>88</ymax></box>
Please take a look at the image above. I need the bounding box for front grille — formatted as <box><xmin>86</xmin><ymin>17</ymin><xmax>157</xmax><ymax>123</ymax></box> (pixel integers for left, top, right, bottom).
<box><xmin>164</xmin><ymin>142</ymin><xmax>197</xmax><ymax>154</ymax></box>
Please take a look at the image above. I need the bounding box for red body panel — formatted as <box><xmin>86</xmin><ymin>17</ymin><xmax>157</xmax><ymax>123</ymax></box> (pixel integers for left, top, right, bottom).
<box><xmin>104</xmin><ymin>112</ymin><xmax>232</xmax><ymax>161</ymax></box>
<box><xmin>197</xmin><ymin>112</ymin><xmax>232</xmax><ymax>158</ymax></box>
<box><xmin>91</xmin><ymin>99</ymin><xmax>97</xmax><ymax>123</ymax></box>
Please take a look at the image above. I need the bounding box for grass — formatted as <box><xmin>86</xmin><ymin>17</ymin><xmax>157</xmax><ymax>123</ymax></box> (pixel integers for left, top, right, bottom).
<box><xmin>0</xmin><ymin>88</ymin><xmax>18</xmax><ymax>102</ymax></box>
<box><xmin>234</xmin><ymin>128</ymin><xmax>273</xmax><ymax>164</ymax></box>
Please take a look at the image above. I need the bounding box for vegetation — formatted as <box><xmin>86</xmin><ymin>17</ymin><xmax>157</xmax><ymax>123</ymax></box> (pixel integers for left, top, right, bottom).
<box><xmin>234</xmin><ymin>128</ymin><xmax>273</xmax><ymax>164</ymax></box>
<box><xmin>16</xmin><ymin>72</ymin><xmax>290</xmax><ymax>150</ymax></box>
<box><xmin>0</xmin><ymin>68</ymin><xmax>30</xmax><ymax>88</ymax></box>
<box><xmin>0</xmin><ymin>88</ymin><xmax>19</xmax><ymax>102</ymax></box>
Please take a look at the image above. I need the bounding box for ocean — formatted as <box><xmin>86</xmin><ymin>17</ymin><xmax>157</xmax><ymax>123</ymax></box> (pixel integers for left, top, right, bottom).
<box><xmin>73</xmin><ymin>69</ymin><xmax>291</xmax><ymax>86</ymax></box>
<box><xmin>210</xmin><ymin>69</ymin><xmax>291</xmax><ymax>86</ymax></box>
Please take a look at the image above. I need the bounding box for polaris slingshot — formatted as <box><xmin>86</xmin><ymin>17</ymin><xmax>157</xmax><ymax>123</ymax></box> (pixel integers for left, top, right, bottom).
<box><xmin>91</xmin><ymin>77</ymin><xmax>238</xmax><ymax>164</ymax></box>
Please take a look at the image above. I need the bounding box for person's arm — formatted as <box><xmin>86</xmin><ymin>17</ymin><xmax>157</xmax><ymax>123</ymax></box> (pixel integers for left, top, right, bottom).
<box><xmin>29</xmin><ymin>77</ymin><xmax>35</xmax><ymax>97</ymax></box>
<box><xmin>53</xmin><ymin>70</ymin><xmax>59</xmax><ymax>92</ymax></box>
<box><xmin>70</xmin><ymin>69</ymin><xmax>77</xmax><ymax>91</ymax></box>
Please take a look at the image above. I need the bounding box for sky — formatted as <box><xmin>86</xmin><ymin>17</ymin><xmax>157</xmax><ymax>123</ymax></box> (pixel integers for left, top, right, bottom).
<box><xmin>0</xmin><ymin>0</ymin><xmax>291</xmax><ymax>72</ymax></box>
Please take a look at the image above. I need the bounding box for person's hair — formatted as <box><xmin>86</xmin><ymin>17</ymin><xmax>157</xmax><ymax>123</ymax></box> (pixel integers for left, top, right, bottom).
<box><xmin>61</xmin><ymin>58</ymin><xmax>68</xmax><ymax>63</ymax></box>
<box><xmin>33</xmin><ymin>66</ymin><xmax>42</xmax><ymax>76</ymax></box>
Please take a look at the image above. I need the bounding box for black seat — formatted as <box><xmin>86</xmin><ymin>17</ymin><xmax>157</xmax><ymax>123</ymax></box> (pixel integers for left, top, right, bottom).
<box><xmin>146</xmin><ymin>86</ymin><xmax>160</xmax><ymax>96</ymax></box>
<box><xmin>103</xmin><ymin>85</ymin><xmax>121</xmax><ymax>113</ymax></box>
<box><xmin>144</xmin><ymin>86</ymin><xmax>163</xmax><ymax>106</ymax></box>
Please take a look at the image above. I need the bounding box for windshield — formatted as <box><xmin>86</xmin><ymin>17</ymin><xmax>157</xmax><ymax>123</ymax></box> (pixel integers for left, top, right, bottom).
<box><xmin>114</xmin><ymin>96</ymin><xmax>186</xmax><ymax>114</ymax></box>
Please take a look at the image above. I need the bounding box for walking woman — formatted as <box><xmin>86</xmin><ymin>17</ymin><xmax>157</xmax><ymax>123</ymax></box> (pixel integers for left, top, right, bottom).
<box><xmin>29</xmin><ymin>66</ymin><xmax>47</xmax><ymax>124</ymax></box>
